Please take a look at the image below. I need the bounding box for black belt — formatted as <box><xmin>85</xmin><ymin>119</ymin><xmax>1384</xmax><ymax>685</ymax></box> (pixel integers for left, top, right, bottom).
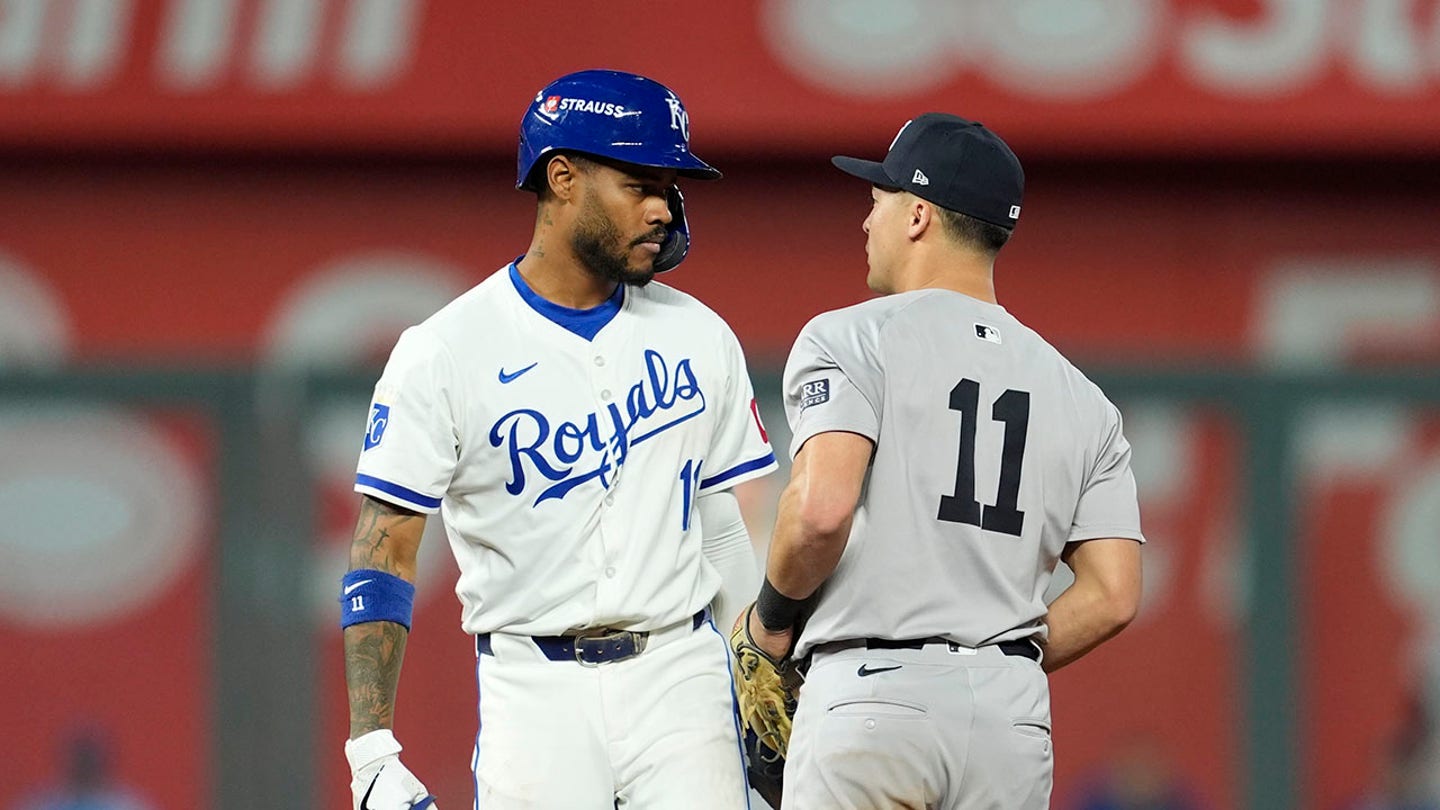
<box><xmin>478</xmin><ymin>609</ymin><xmax>709</xmax><ymax>666</ymax></box>
<box><xmin>863</xmin><ymin>636</ymin><xmax>1041</xmax><ymax>662</ymax></box>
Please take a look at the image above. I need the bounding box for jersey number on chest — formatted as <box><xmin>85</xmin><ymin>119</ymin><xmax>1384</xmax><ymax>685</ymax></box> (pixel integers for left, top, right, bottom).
<box><xmin>937</xmin><ymin>378</ymin><xmax>1031</xmax><ymax>537</ymax></box>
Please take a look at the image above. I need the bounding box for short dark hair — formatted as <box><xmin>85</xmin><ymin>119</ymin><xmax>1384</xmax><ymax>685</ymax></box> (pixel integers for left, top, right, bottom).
<box><xmin>934</xmin><ymin>206</ymin><xmax>1012</xmax><ymax>254</ymax></box>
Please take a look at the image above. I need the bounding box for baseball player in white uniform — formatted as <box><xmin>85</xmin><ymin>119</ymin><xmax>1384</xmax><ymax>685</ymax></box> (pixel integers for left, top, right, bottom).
<box><xmin>745</xmin><ymin>114</ymin><xmax>1146</xmax><ymax>808</ymax></box>
<box><xmin>339</xmin><ymin>70</ymin><xmax>776</xmax><ymax>809</ymax></box>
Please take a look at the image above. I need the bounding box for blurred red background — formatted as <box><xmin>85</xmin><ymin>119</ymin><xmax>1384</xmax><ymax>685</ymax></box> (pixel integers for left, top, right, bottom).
<box><xmin>4</xmin><ymin>2</ymin><xmax>1439</xmax><ymax>808</ymax></box>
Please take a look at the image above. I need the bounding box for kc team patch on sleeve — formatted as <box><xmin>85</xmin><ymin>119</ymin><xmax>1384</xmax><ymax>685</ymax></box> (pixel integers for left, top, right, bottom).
<box><xmin>364</xmin><ymin>403</ymin><xmax>391</xmax><ymax>450</ymax></box>
<box><xmin>800</xmin><ymin>379</ymin><xmax>830</xmax><ymax>410</ymax></box>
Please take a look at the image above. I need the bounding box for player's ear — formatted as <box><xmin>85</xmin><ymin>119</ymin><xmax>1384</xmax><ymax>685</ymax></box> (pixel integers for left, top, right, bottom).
<box><xmin>908</xmin><ymin>196</ymin><xmax>933</xmax><ymax>241</ymax></box>
<box><xmin>545</xmin><ymin>154</ymin><xmax>581</xmax><ymax>202</ymax></box>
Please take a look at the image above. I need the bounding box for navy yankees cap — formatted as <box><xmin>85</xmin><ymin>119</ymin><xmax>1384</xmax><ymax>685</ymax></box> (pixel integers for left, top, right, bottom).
<box><xmin>832</xmin><ymin>113</ymin><xmax>1024</xmax><ymax>229</ymax></box>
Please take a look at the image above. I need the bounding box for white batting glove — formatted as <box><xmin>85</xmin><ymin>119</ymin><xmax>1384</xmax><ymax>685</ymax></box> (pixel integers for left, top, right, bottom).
<box><xmin>345</xmin><ymin>729</ymin><xmax>438</xmax><ymax>810</ymax></box>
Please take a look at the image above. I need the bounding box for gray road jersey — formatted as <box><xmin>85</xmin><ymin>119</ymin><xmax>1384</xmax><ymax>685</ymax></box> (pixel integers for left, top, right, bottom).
<box><xmin>783</xmin><ymin>289</ymin><xmax>1144</xmax><ymax>658</ymax></box>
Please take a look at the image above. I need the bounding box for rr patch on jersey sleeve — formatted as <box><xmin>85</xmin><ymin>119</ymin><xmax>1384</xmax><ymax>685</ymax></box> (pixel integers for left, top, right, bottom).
<box><xmin>363</xmin><ymin>403</ymin><xmax>391</xmax><ymax>450</ymax></box>
<box><xmin>800</xmin><ymin>379</ymin><xmax>830</xmax><ymax>410</ymax></box>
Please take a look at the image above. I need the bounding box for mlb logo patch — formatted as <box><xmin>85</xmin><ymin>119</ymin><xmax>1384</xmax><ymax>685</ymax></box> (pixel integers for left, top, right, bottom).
<box><xmin>975</xmin><ymin>324</ymin><xmax>1002</xmax><ymax>344</ymax></box>
<box><xmin>800</xmin><ymin>379</ymin><xmax>831</xmax><ymax>409</ymax></box>
<box><xmin>364</xmin><ymin>403</ymin><xmax>390</xmax><ymax>450</ymax></box>
<box><xmin>542</xmin><ymin>95</ymin><xmax>562</xmax><ymax>115</ymax></box>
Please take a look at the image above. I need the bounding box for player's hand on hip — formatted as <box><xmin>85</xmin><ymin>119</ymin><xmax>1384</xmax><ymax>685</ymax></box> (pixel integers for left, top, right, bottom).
<box><xmin>345</xmin><ymin>729</ymin><xmax>438</xmax><ymax>810</ymax></box>
<box><xmin>746</xmin><ymin>603</ymin><xmax>794</xmax><ymax>662</ymax></box>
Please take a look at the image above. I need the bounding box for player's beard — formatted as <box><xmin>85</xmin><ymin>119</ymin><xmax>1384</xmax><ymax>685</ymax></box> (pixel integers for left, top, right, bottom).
<box><xmin>572</xmin><ymin>195</ymin><xmax>661</xmax><ymax>288</ymax></box>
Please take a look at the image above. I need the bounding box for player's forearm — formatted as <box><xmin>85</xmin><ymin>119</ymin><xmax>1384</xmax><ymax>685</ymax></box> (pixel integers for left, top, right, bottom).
<box><xmin>1040</xmin><ymin>578</ymin><xmax>1138</xmax><ymax>673</ymax></box>
<box><xmin>344</xmin><ymin>620</ymin><xmax>410</xmax><ymax>737</ymax></box>
<box><xmin>764</xmin><ymin>432</ymin><xmax>870</xmax><ymax>601</ymax></box>
<box><xmin>766</xmin><ymin>474</ymin><xmax>853</xmax><ymax>600</ymax></box>
<box><xmin>1042</xmin><ymin>538</ymin><xmax>1142</xmax><ymax>672</ymax></box>
<box><xmin>343</xmin><ymin>496</ymin><xmax>426</xmax><ymax>738</ymax></box>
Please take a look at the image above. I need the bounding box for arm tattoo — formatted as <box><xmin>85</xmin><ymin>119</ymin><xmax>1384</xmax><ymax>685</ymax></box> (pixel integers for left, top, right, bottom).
<box><xmin>344</xmin><ymin>495</ymin><xmax>423</xmax><ymax>737</ymax></box>
<box><xmin>349</xmin><ymin>496</ymin><xmax>421</xmax><ymax>574</ymax></box>
<box><xmin>345</xmin><ymin>621</ymin><xmax>409</xmax><ymax>737</ymax></box>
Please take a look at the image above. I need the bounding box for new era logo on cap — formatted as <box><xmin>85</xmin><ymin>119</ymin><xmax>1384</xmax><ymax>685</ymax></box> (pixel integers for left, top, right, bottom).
<box><xmin>912</xmin><ymin>169</ymin><xmax>930</xmax><ymax>186</ymax></box>
<box><xmin>1009</xmin><ymin>205</ymin><xmax>1021</xmax><ymax>220</ymax></box>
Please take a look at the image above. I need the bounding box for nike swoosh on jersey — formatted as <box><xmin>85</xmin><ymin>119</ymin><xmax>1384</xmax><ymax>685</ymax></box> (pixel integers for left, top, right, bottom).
<box><xmin>498</xmin><ymin>363</ymin><xmax>539</xmax><ymax>384</ymax></box>
<box><xmin>343</xmin><ymin>579</ymin><xmax>374</xmax><ymax>595</ymax></box>
<box><xmin>857</xmin><ymin>664</ymin><xmax>902</xmax><ymax>677</ymax></box>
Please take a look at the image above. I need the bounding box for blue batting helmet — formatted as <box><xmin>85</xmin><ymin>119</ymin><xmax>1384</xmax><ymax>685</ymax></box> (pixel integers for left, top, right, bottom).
<box><xmin>517</xmin><ymin>70</ymin><xmax>720</xmax><ymax>273</ymax></box>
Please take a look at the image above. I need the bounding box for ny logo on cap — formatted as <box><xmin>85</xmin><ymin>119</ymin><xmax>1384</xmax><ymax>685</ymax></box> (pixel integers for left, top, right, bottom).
<box><xmin>912</xmin><ymin>169</ymin><xmax>930</xmax><ymax>186</ymax></box>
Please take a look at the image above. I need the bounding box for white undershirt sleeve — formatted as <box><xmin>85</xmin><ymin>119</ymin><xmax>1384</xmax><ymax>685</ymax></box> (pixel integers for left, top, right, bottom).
<box><xmin>697</xmin><ymin>489</ymin><xmax>760</xmax><ymax>633</ymax></box>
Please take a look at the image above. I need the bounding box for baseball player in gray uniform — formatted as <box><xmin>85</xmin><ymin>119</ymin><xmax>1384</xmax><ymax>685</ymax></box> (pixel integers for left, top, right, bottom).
<box><xmin>744</xmin><ymin>113</ymin><xmax>1146</xmax><ymax>809</ymax></box>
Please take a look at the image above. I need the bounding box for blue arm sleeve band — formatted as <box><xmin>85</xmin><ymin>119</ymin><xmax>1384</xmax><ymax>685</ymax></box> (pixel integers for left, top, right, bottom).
<box><xmin>339</xmin><ymin>569</ymin><xmax>417</xmax><ymax>630</ymax></box>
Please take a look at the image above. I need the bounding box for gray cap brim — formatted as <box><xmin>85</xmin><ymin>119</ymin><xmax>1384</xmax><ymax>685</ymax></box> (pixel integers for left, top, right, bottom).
<box><xmin>831</xmin><ymin>156</ymin><xmax>896</xmax><ymax>187</ymax></box>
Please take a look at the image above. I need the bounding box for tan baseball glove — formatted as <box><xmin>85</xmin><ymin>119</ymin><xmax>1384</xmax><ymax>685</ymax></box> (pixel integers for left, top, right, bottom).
<box><xmin>730</xmin><ymin>603</ymin><xmax>802</xmax><ymax>808</ymax></box>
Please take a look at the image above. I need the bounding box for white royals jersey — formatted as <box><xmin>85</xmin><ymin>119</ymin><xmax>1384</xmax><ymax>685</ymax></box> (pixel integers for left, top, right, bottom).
<box><xmin>355</xmin><ymin>263</ymin><xmax>777</xmax><ymax>636</ymax></box>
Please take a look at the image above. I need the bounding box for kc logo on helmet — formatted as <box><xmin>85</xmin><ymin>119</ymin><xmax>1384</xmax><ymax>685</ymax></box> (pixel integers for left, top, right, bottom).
<box><xmin>666</xmin><ymin>96</ymin><xmax>690</xmax><ymax>140</ymax></box>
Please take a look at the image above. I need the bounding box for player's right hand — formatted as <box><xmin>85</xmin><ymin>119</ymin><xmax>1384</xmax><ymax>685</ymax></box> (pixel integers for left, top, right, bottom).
<box><xmin>345</xmin><ymin>729</ymin><xmax>438</xmax><ymax>810</ymax></box>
